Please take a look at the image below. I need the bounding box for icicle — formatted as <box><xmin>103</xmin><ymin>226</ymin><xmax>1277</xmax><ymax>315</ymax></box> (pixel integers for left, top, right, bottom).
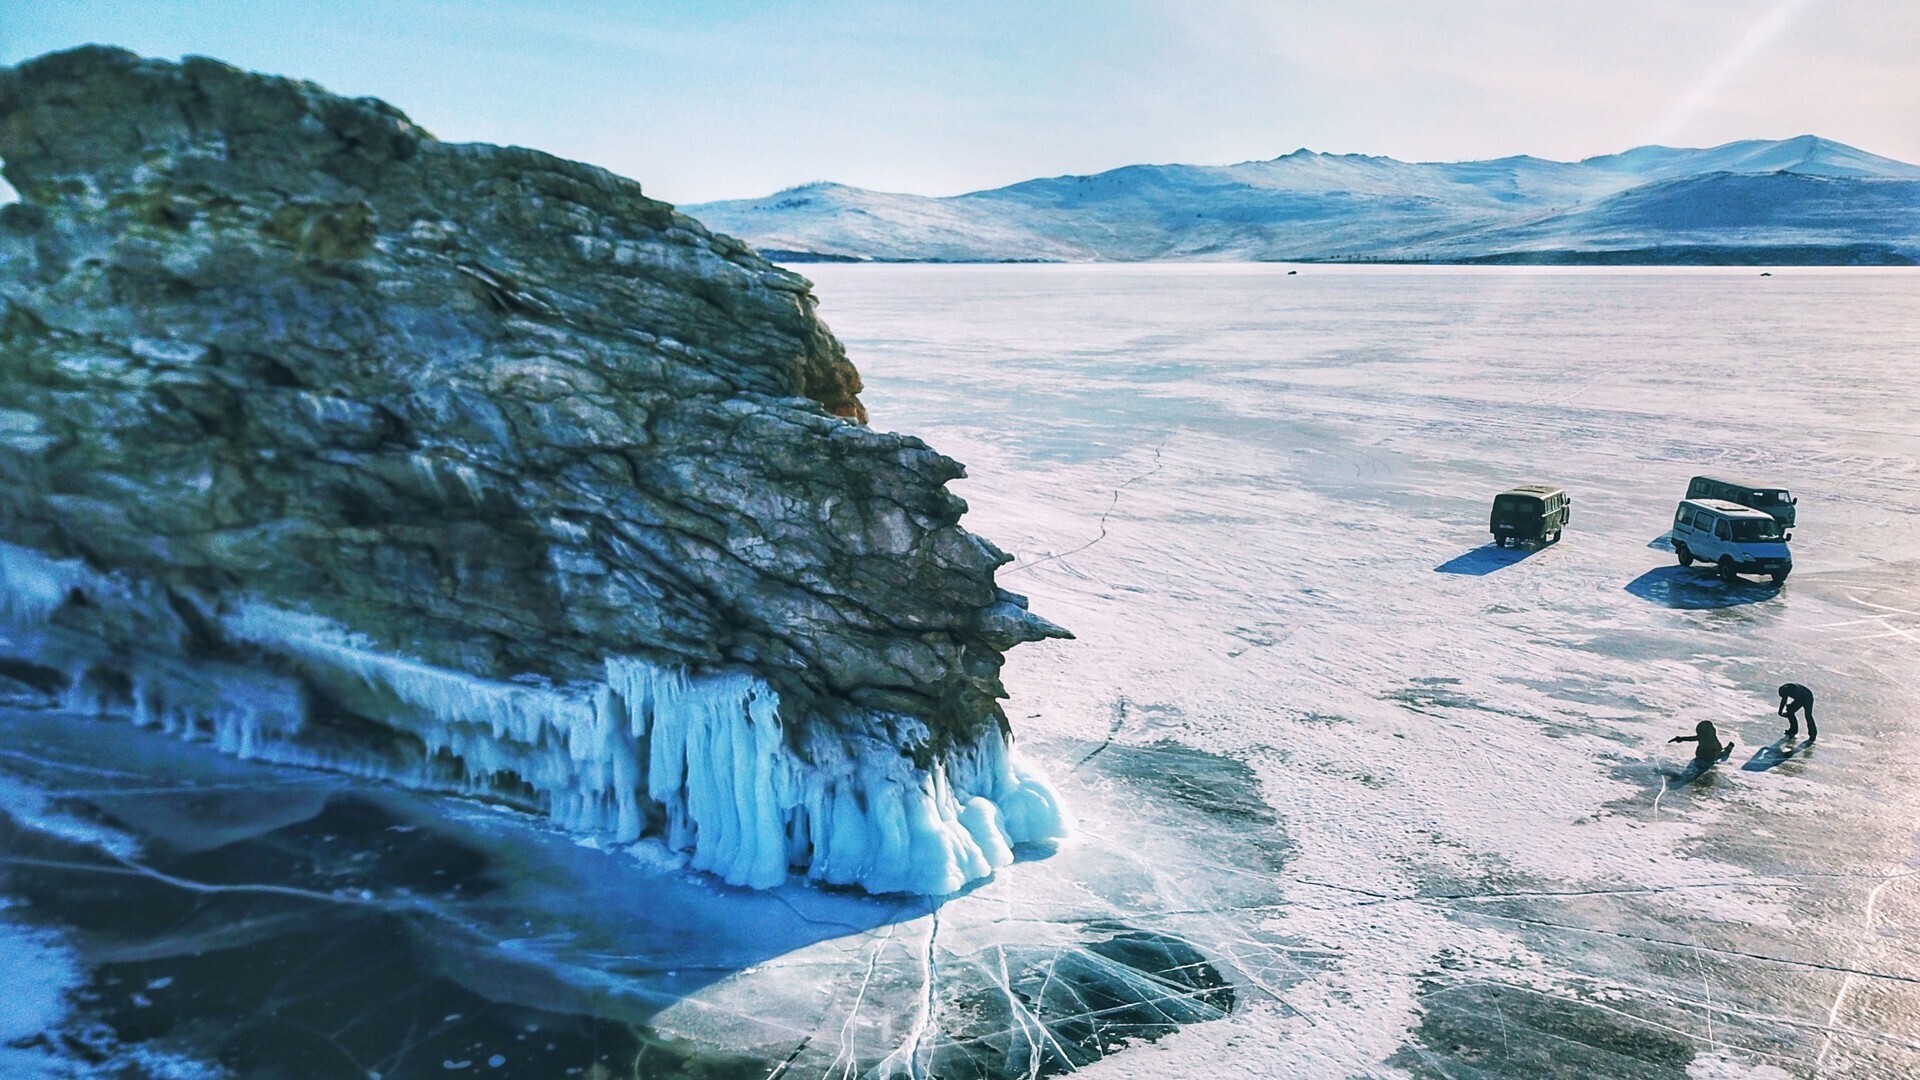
<box><xmin>606</xmin><ymin>654</ymin><xmax>1068</xmax><ymax>894</ymax></box>
<box><xmin>6</xmin><ymin>579</ymin><xmax>1071</xmax><ymax>896</ymax></box>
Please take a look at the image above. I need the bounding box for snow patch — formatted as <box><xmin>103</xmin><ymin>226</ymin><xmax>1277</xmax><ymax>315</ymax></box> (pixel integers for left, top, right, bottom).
<box><xmin>0</xmin><ymin>906</ymin><xmax>81</xmax><ymax>1079</ymax></box>
<box><xmin>0</xmin><ymin>773</ymin><xmax>142</xmax><ymax>859</ymax></box>
<box><xmin>0</xmin><ymin>541</ymin><xmax>90</xmax><ymax>625</ymax></box>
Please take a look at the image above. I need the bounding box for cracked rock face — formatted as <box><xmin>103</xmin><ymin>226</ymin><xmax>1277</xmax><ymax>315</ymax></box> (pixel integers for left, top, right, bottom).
<box><xmin>0</xmin><ymin>48</ymin><xmax>1066</xmax><ymax>775</ymax></box>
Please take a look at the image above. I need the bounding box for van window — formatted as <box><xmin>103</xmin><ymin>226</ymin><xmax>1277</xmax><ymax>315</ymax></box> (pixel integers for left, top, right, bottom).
<box><xmin>1494</xmin><ymin>495</ymin><xmax>1541</xmax><ymax>514</ymax></box>
<box><xmin>1714</xmin><ymin>519</ymin><xmax>1731</xmax><ymax>541</ymax></box>
<box><xmin>1688</xmin><ymin>479</ymin><xmax>1709</xmax><ymax>498</ymax></box>
<box><xmin>1675</xmin><ymin>507</ymin><xmax>1691</xmax><ymax>528</ymax></box>
<box><xmin>1730</xmin><ymin>518</ymin><xmax>1783</xmax><ymax>542</ymax></box>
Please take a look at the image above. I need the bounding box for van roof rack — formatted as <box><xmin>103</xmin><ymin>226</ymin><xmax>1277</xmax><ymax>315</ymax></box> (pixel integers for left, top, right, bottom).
<box><xmin>1684</xmin><ymin>498</ymin><xmax>1775</xmax><ymax>518</ymax></box>
<box><xmin>1693</xmin><ymin>475</ymin><xmax>1787</xmax><ymax>492</ymax></box>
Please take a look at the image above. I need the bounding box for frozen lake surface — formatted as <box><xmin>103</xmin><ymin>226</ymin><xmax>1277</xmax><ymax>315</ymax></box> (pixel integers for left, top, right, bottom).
<box><xmin>7</xmin><ymin>264</ymin><xmax>1920</xmax><ymax>1077</ymax></box>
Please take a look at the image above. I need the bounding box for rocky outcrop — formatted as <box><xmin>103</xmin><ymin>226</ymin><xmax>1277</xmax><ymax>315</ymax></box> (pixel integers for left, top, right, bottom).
<box><xmin>0</xmin><ymin>47</ymin><xmax>1070</xmax><ymax>894</ymax></box>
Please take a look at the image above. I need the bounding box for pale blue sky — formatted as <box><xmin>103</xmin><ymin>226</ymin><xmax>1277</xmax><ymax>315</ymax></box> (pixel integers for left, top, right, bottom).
<box><xmin>4</xmin><ymin>1</ymin><xmax>1917</xmax><ymax>204</ymax></box>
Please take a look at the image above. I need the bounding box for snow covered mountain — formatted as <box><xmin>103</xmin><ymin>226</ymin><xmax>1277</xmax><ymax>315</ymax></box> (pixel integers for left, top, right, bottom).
<box><xmin>685</xmin><ymin>136</ymin><xmax>1920</xmax><ymax>264</ymax></box>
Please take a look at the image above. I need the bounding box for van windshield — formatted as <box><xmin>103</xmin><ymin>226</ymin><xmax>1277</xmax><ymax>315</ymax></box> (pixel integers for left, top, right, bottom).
<box><xmin>1730</xmin><ymin>519</ymin><xmax>1784</xmax><ymax>542</ymax></box>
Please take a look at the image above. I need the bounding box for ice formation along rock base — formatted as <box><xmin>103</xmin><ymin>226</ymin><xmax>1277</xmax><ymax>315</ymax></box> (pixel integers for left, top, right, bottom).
<box><xmin>0</xmin><ymin>542</ymin><xmax>1067</xmax><ymax>896</ymax></box>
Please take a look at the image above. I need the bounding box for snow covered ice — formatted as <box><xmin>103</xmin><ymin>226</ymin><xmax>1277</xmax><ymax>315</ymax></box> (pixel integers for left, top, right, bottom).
<box><xmin>6</xmin><ymin>264</ymin><xmax>1920</xmax><ymax>1076</ymax></box>
<box><xmin>803</xmin><ymin>264</ymin><xmax>1920</xmax><ymax>1076</ymax></box>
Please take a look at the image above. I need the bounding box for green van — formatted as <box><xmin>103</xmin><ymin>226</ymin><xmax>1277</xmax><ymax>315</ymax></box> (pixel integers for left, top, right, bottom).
<box><xmin>1489</xmin><ymin>485</ymin><xmax>1571</xmax><ymax>548</ymax></box>
<box><xmin>1686</xmin><ymin>476</ymin><xmax>1796</xmax><ymax>527</ymax></box>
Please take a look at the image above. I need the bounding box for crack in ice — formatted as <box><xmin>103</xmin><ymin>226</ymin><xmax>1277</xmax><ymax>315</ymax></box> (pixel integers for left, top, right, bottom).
<box><xmin>1002</xmin><ymin>441</ymin><xmax>1165</xmax><ymax>578</ymax></box>
<box><xmin>1814</xmin><ymin>868</ymin><xmax>1919</xmax><ymax>1073</ymax></box>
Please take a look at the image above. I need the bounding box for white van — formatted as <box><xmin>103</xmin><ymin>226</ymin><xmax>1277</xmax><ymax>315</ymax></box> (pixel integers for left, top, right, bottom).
<box><xmin>1670</xmin><ymin>499</ymin><xmax>1792</xmax><ymax>584</ymax></box>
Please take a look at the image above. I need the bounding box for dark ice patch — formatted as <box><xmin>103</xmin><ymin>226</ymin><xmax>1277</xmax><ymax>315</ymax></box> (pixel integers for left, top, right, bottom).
<box><xmin>0</xmin><ymin>792</ymin><xmax>765</xmax><ymax>1080</ymax></box>
<box><xmin>1386</xmin><ymin>681</ymin><xmax>1485</xmax><ymax>715</ymax></box>
<box><xmin>922</xmin><ymin>923</ymin><xmax>1237</xmax><ymax>1079</ymax></box>
<box><xmin>1</xmin><ymin>716</ymin><xmax>1264</xmax><ymax>1080</ymax></box>
<box><xmin>1089</xmin><ymin>739</ymin><xmax>1290</xmax><ymax>870</ymax></box>
<box><xmin>1391</xmin><ymin>979</ymin><xmax>1695</xmax><ymax>1079</ymax></box>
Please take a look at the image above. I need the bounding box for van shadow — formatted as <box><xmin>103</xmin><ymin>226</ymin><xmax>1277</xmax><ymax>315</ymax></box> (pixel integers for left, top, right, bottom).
<box><xmin>1625</xmin><ymin>565</ymin><xmax>1780</xmax><ymax>609</ymax></box>
<box><xmin>1435</xmin><ymin>542</ymin><xmax>1544</xmax><ymax>576</ymax></box>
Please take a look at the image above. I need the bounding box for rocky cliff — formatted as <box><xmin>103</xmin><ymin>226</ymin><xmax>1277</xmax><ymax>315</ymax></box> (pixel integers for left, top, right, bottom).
<box><xmin>0</xmin><ymin>46</ymin><xmax>1069</xmax><ymax>895</ymax></box>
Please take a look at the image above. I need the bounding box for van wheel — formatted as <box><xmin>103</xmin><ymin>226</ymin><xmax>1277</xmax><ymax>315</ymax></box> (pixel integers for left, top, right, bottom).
<box><xmin>1675</xmin><ymin>542</ymin><xmax>1693</xmax><ymax>567</ymax></box>
<box><xmin>1771</xmin><ymin>568</ymin><xmax>1790</xmax><ymax>585</ymax></box>
<box><xmin>1718</xmin><ymin>557</ymin><xmax>1738</xmax><ymax>582</ymax></box>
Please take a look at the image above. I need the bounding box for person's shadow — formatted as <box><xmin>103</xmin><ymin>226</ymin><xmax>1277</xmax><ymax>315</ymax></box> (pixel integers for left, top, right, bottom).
<box><xmin>1743</xmin><ymin>737</ymin><xmax>1807</xmax><ymax>772</ymax></box>
<box><xmin>1617</xmin><ymin>753</ymin><xmax>1729</xmax><ymax>798</ymax></box>
<box><xmin>1664</xmin><ymin>751</ymin><xmax>1736</xmax><ymax>789</ymax></box>
<box><xmin>1434</xmin><ymin>542</ymin><xmax>1544</xmax><ymax>576</ymax></box>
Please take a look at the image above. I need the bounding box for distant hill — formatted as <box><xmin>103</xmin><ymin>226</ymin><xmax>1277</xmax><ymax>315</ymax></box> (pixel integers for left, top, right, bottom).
<box><xmin>683</xmin><ymin>136</ymin><xmax>1920</xmax><ymax>265</ymax></box>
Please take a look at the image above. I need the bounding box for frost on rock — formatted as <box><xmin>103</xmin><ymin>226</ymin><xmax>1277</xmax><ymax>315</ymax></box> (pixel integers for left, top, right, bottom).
<box><xmin>0</xmin><ymin>545</ymin><xmax>1067</xmax><ymax>896</ymax></box>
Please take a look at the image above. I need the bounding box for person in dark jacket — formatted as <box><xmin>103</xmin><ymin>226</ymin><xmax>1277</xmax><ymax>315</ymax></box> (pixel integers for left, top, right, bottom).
<box><xmin>1670</xmin><ymin>720</ymin><xmax>1734</xmax><ymax>766</ymax></box>
<box><xmin>1778</xmin><ymin>683</ymin><xmax>1816</xmax><ymax>741</ymax></box>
